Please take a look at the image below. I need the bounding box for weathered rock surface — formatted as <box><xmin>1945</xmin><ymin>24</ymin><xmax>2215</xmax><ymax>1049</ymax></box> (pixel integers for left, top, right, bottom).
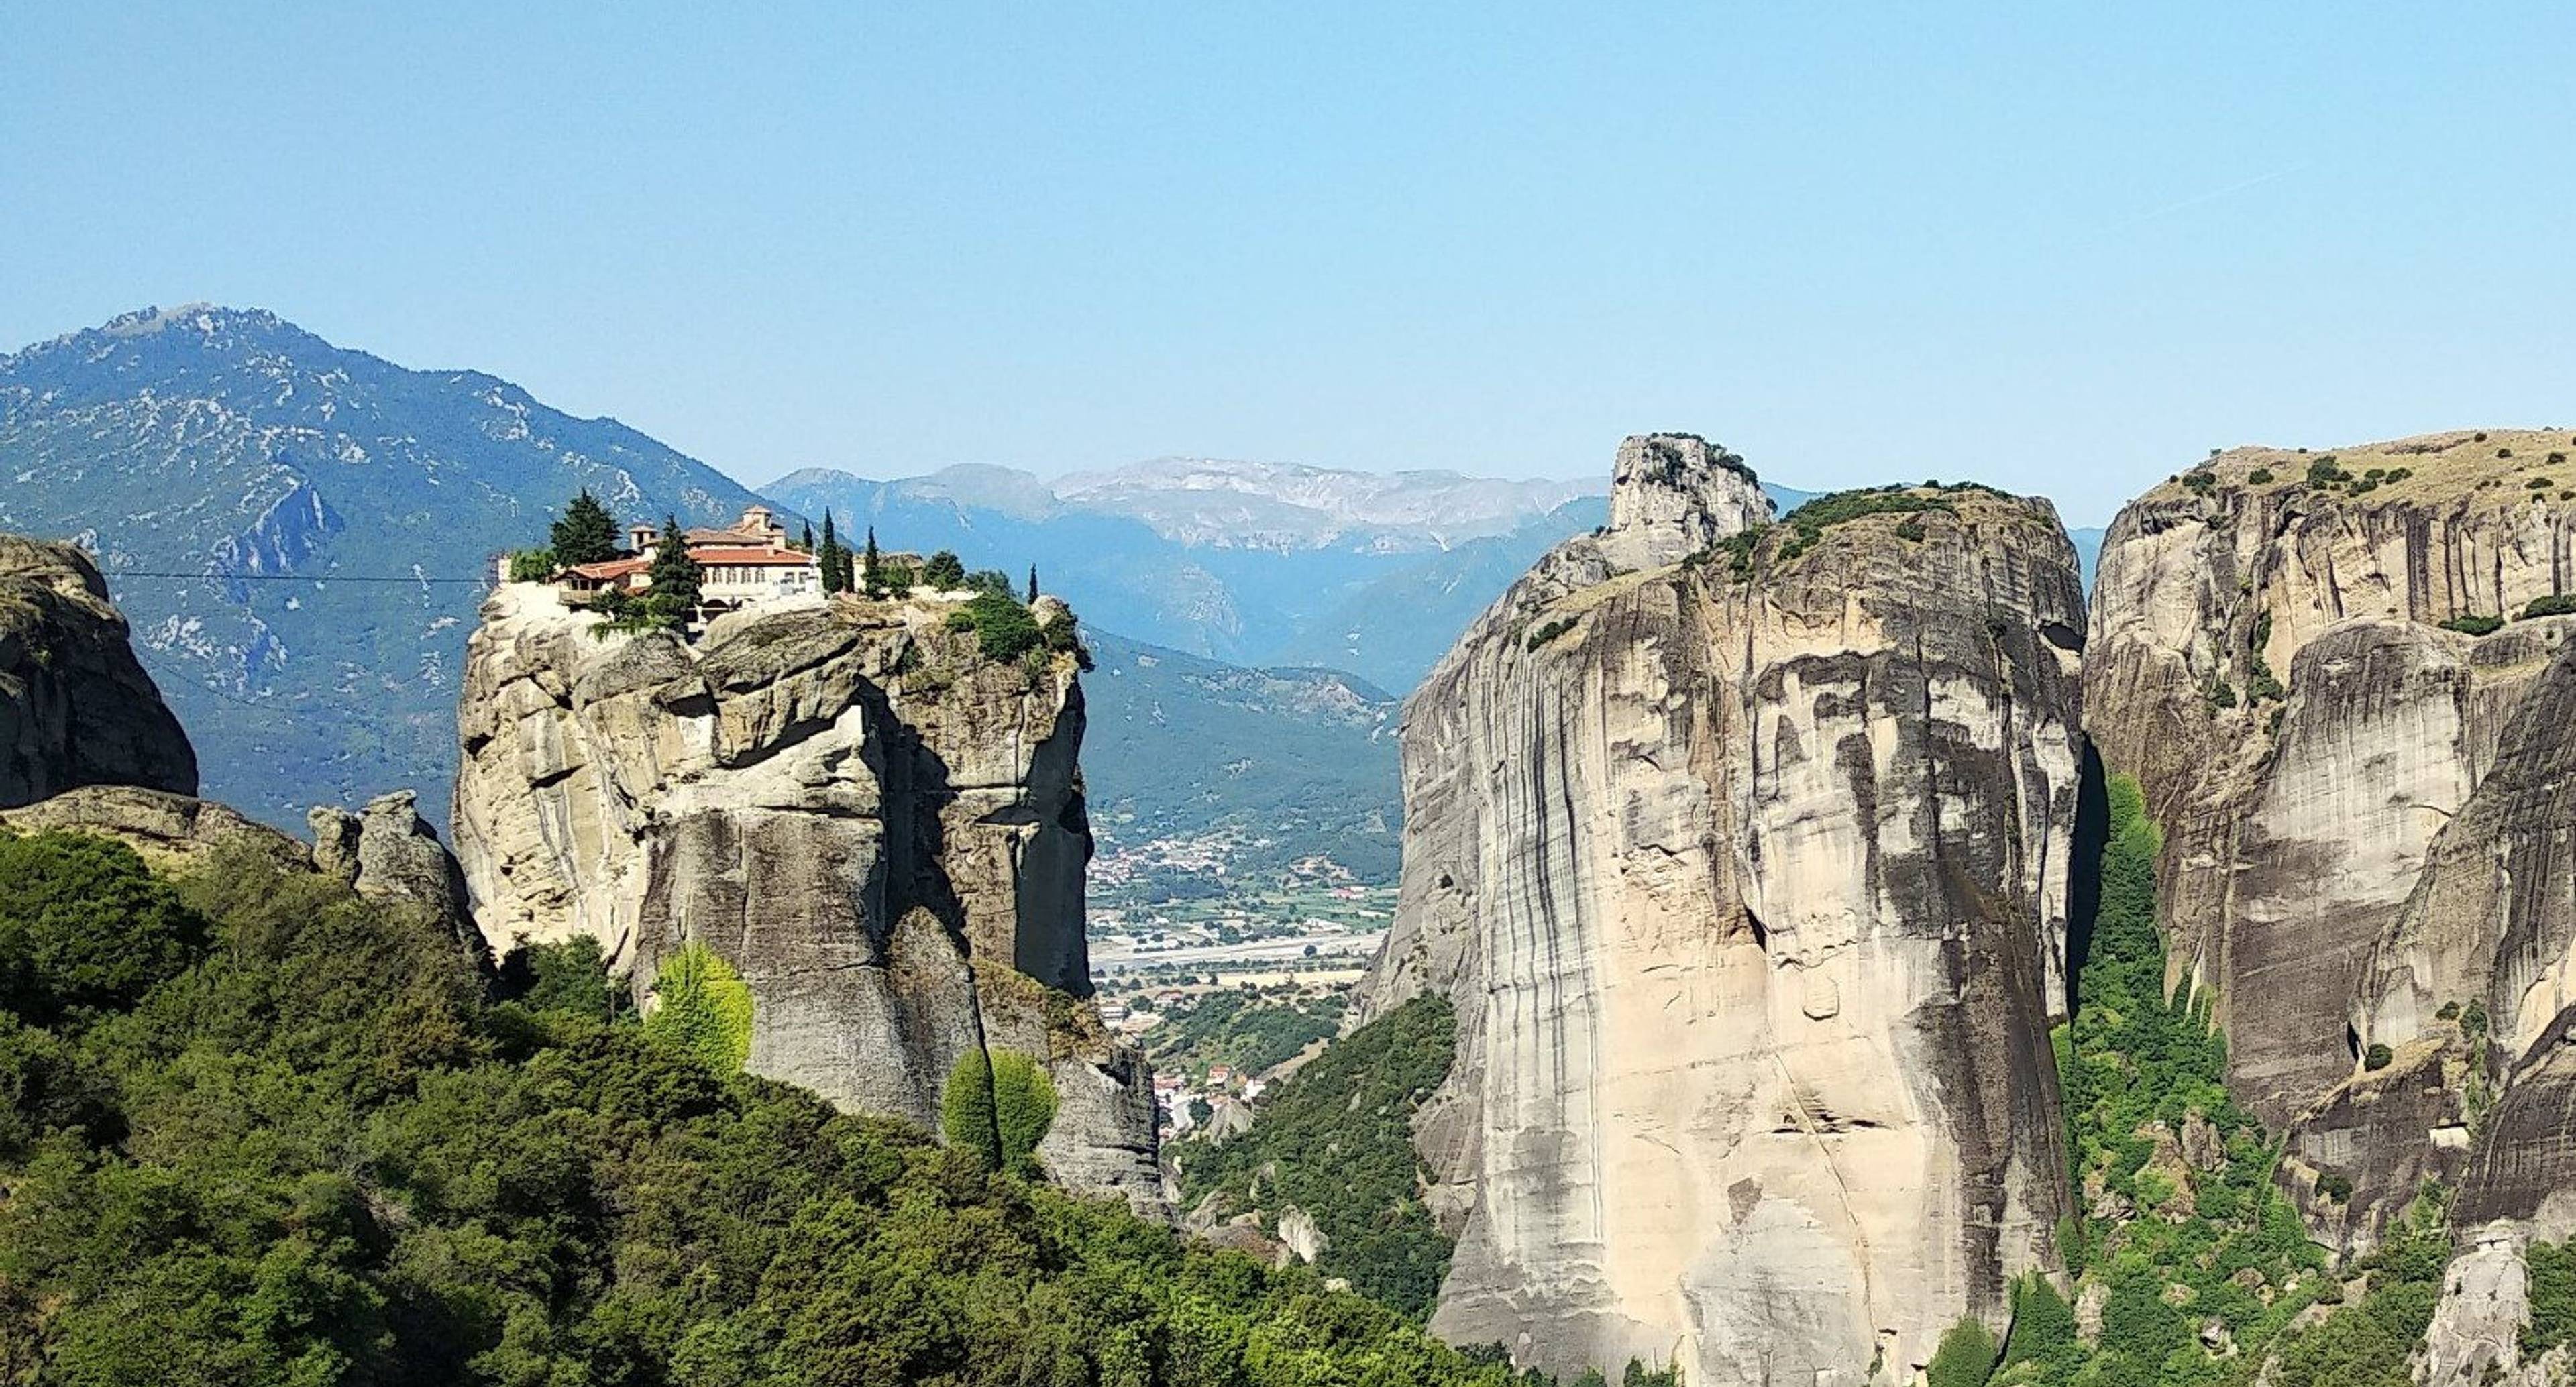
<box><xmin>1353</xmin><ymin>439</ymin><xmax>2083</xmax><ymax>1386</ymax></box>
<box><xmin>0</xmin><ymin>783</ymin><xmax>305</xmax><ymax>871</ymax></box>
<box><xmin>311</xmin><ymin>789</ymin><xmax>487</xmax><ymax>970</ymax></box>
<box><xmin>451</xmin><ymin>584</ymin><xmax>1159</xmax><ymax>1210</ymax></box>
<box><xmin>2087</xmin><ymin>435</ymin><xmax>2576</xmax><ymax>1258</ymax></box>
<box><xmin>0</xmin><ymin>535</ymin><xmax>197</xmax><ymax>807</ymax></box>
<box><xmin>2091</xmin><ymin>432</ymin><xmax>2576</xmax><ymax>1368</ymax></box>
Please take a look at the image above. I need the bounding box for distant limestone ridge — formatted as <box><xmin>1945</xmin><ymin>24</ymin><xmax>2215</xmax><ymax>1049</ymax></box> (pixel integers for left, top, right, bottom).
<box><xmin>451</xmin><ymin>579</ymin><xmax>1161</xmax><ymax>1210</ymax></box>
<box><xmin>2085</xmin><ymin>430</ymin><xmax>2576</xmax><ymax>1380</ymax></box>
<box><xmin>1351</xmin><ymin>435</ymin><xmax>2086</xmax><ymax>1384</ymax></box>
<box><xmin>0</xmin><ymin>534</ymin><xmax>197</xmax><ymax>806</ymax></box>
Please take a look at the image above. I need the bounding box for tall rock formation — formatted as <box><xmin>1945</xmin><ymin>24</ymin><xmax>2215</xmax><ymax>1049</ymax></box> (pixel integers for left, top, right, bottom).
<box><xmin>0</xmin><ymin>535</ymin><xmax>197</xmax><ymax>806</ymax></box>
<box><xmin>2085</xmin><ymin>432</ymin><xmax>2576</xmax><ymax>1378</ymax></box>
<box><xmin>1352</xmin><ymin>436</ymin><xmax>2085</xmax><ymax>1386</ymax></box>
<box><xmin>451</xmin><ymin>585</ymin><xmax>1159</xmax><ymax>1210</ymax></box>
<box><xmin>2086</xmin><ymin>432</ymin><xmax>2576</xmax><ymax>1132</ymax></box>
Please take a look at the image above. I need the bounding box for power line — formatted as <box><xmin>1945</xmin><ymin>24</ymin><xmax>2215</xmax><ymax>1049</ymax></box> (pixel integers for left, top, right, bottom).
<box><xmin>103</xmin><ymin>569</ymin><xmax>490</xmax><ymax>585</ymax></box>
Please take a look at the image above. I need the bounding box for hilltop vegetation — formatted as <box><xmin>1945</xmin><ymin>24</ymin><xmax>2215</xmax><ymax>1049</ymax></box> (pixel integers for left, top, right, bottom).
<box><xmin>0</xmin><ymin>828</ymin><xmax>1542</xmax><ymax>1387</ymax></box>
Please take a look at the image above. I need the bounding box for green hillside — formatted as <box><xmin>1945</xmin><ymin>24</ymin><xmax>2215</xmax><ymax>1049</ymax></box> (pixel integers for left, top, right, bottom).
<box><xmin>0</xmin><ymin>825</ymin><xmax>1534</xmax><ymax>1387</ymax></box>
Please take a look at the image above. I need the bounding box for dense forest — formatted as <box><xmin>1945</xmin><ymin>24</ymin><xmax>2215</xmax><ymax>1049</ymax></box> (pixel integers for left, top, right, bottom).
<box><xmin>0</xmin><ymin>828</ymin><xmax>1532</xmax><ymax>1386</ymax></box>
<box><xmin>1178</xmin><ymin>995</ymin><xmax>1459</xmax><ymax>1321</ymax></box>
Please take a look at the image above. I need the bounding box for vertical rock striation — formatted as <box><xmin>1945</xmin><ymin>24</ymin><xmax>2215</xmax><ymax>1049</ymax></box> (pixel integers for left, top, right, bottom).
<box><xmin>452</xmin><ymin>586</ymin><xmax>1159</xmax><ymax>1210</ymax></box>
<box><xmin>0</xmin><ymin>534</ymin><xmax>197</xmax><ymax>806</ymax></box>
<box><xmin>2085</xmin><ymin>432</ymin><xmax>2576</xmax><ymax>1375</ymax></box>
<box><xmin>1353</xmin><ymin>437</ymin><xmax>2084</xmax><ymax>1386</ymax></box>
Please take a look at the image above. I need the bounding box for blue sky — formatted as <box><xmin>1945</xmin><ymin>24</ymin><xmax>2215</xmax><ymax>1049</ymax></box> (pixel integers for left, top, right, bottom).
<box><xmin>4</xmin><ymin>4</ymin><xmax>2570</xmax><ymax>524</ymax></box>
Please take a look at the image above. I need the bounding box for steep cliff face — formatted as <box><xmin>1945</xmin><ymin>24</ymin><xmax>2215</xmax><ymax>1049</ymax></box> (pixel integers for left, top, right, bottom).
<box><xmin>2087</xmin><ymin>433</ymin><xmax>2576</xmax><ymax>1120</ymax></box>
<box><xmin>2086</xmin><ymin>433</ymin><xmax>2576</xmax><ymax>1377</ymax></box>
<box><xmin>1353</xmin><ymin>438</ymin><xmax>2084</xmax><ymax>1386</ymax></box>
<box><xmin>452</xmin><ymin>586</ymin><xmax>1158</xmax><ymax>1209</ymax></box>
<box><xmin>0</xmin><ymin>535</ymin><xmax>197</xmax><ymax>807</ymax></box>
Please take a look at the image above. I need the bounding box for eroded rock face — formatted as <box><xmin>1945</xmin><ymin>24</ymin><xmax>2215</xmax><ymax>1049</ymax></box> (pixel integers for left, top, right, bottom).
<box><xmin>0</xmin><ymin>535</ymin><xmax>196</xmax><ymax>807</ymax></box>
<box><xmin>311</xmin><ymin>790</ymin><xmax>486</xmax><ymax>971</ymax></box>
<box><xmin>452</xmin><ymin>585</ymin><xmax>1158</xmax><ymax>1211</ymax></box>
<box><xmin>2087</xmin><ymin>433</ymin><xmax>2576</xmax><ymax>1280</ymax></box>
<box><xmin>1354</xmin><ymin>443</ymin><xmax>2082</xmax><ymax>1386</ymax></box>
<box><xmin>2086</xmin><ymin>434</ymin><xmax>2576</xmax><ymax>1134</ymax></box>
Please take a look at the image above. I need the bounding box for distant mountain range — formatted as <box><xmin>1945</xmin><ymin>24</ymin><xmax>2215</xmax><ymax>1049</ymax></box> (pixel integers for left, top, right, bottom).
<box><xmin>1080</xmin><ymin>629</ymin><xmax>1399</xmax><ymax>883</ymax></box>
<box><xmin>761</xmin><ymin>464</ymin><xmax>1626</xmax><ymax>689</ymax></box>
<box><xmin>0</xmin><ymin>304</ymin><xmax>2099</xmax><ymax>881</ymax></box>
<box><xmin>0</xmin><ymin>305</ymin><xmax>775</xmax><ymax>831</ymax></box>
<box><xmin>0</xmin><ymin>306</ymin><xmax>1596</xmax><ymax>881</ymax></box>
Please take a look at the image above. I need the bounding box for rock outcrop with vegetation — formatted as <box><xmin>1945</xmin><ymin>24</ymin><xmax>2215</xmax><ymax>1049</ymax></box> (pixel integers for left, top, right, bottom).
<box><xmin>1350</xmin><ymin>435</ymin><xmax>2087</xmax><ymax>1384</ymax></box>
<box><xmin>0</xmin><ymin>534</ymin><xmax>197</xmax><ymax>808</ymax></box>
<box><xmin>452</xmin><ymin>581</ymin><xmax>1160</xmax><ymax>1209</ymax></box>
<box><xmin>2086</xmin><ymin>431</ymin><xmax>2576</xmax><ymax>1378</ymax></box>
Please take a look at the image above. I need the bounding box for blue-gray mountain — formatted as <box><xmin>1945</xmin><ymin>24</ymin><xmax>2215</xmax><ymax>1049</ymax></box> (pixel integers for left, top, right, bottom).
<box><xmin>0</xmin><ymin>307</ymin><xmax>1595</xmax><ymax>883</ymax></box>
<box><xmin>0</xmin><ymin>305</ymin><xmax>780</xmax><ymax>831</ymax></box>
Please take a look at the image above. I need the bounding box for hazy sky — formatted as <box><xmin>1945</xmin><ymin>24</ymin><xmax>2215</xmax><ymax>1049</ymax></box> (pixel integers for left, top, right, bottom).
<box><xmin>5</xmin><ymin>4</ymin><xmax>2571</xmax><ymax>524</ymax></box>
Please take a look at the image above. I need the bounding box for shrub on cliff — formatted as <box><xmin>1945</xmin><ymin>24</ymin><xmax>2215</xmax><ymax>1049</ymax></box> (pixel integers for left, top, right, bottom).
<box><xmin>644</xmin><ymin>940</ymin><xmax>753</xmax><ymax>1074</ymax></box>
<box><xmin>2523</xmin><ymin>593</ymin><xmax>2576</xmax><ymax>620</ymax></box>
<box><xmin>922</xmin><ymin>549</ymin><xmax>968</xmax><ymax>589</ymax></box>
<box><xmin>947</xmin><ymin>589</ymin><xmax>1045</xmax><ymax>661</ymax></box>
<box><xmin>939</xmin><ymin>1047</ymin><xmax>1057</xmax><ymax>1176</ymax></box>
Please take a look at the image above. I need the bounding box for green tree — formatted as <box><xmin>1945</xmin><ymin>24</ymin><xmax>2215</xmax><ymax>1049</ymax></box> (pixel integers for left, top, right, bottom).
<box><xmin>642</xmin><ymin>941</ymin><xmax>752</xmax><ymax>1074</ymax></box>
<box><xmin>1026</xmin><ymin>564</ymin><xmax>1039</xmax><ymax>602</ymax></box>
<box><xmin>991</xmin><ymin>1050</ymin><xmax>1057</xmax><ymax>1176</ymax></box>
<box><xmin>941</xmin><ymin>1048</ymin><xmax>1002</xmax><ymax>1169</ymax></box>
<box><xmin>818</xmin><ymin>511</ymin><xmax>846</xmax><ymax>595</ymax></box>
<box><xmin>923</xmin><ymin>549</ymin><xmax>967</xmax><ymax>589</ymax></box>
<box><xmin>863</xmin><ymin>527</ymin><xmax>882</xmax><ymax>594</ymax></box>
<box><xmin>0</xmin><ymin>830</ymin><xmax>203</xmax><ymax>1023</ymax></box>
<box><xmin>506</xmin><ymin>547</ymin><xmax>556</xmax><ymax>581</ymax></box>
<box><xmin>645</xmin><ymin>512</ymin><xmax>702</xmax><ymax>622</ymax></box>
<box><xmin>549</xmin><ymin>488</ymin><xmax>621</xmax><ymax>565</ymax></box>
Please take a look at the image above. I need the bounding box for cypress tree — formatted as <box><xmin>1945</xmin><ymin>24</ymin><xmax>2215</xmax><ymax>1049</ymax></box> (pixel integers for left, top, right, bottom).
<box><xmin>799</xmin><ymin>520</ymin><xmax>814</xmax><ymax>553</ymax></box>
<box><xmin>863</xmin><ymin>527</ymin><xmax>881</xmax><ymax>594</ymax></box>
<box><xmin>1027</xmin><ymin>564</ymin><xmax>1039</xmax><ymax>603</ymax></box>
<box><xmin>646</xmin><ymin>512</ymin><xmax>702</xmax><ymax>624</ymax></box>
<box><xmin>549</xmin><ymin>489</ymin><xmax>621</xmax><ymax>565</ymax></box>
<box><xmin>819</xmin><ymin>512</ymin><xmax>845</xmax><ymax>595</ymax></box>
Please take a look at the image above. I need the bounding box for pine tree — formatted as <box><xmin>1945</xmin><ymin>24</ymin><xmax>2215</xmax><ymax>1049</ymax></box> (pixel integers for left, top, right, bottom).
<box><xmin>1027</xmin><ymin>565</ymin><xmax>1039</xmax><ymax>603</ymax></box>
<box><xmin>646</xmin><ymin>512</ymin><xmax>702</xmax><ymax>624</ymax></box>
<box><xmin>863</xmin><ymin>528</ymin><xmax>882</xmax><ymax>594</ymax></box>
<box><xmin>819</xmin><ymin>512</ymin><xmax>845</xmax><ymax>595</ymax></box>
<box><xmin>549</xmin><ymin>489</ymin><xmax>621</xmax><ymax>565</ymax></box>
<box><xmin>924</xmin><ymin>550</ymin><xmax>967</xmax><ymax>590</ymax></box>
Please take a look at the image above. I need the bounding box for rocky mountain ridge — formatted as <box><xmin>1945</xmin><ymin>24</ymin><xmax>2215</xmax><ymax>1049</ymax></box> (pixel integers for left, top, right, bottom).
<box><xmin>0</xmin><ymin>304</ymin><xmax>780</xmax><ymax>829</ymax></box>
